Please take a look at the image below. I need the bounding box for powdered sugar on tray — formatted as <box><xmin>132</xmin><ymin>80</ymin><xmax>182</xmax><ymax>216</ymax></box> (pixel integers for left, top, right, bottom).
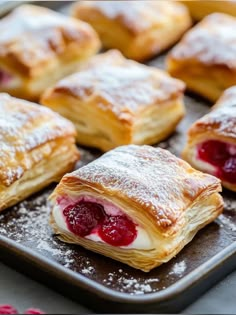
<box><xmin>169</xmin><ymin>261</ymin><xmax>187</xmax><ymax>276</ymax></box>
<box><xmin>0</xmin><ymin>190</ymin><xmax>77</xmax><ymax>269</ymax></box>
<box><xmin>102</xmin><ymin>270</ymin><xmax>160</xmax><ymax>295</ymax></box>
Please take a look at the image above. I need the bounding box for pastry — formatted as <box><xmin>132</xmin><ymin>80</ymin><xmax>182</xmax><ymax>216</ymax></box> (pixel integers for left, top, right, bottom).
<box><xmin>0</xmin><ymin>93</ymin><xmax>79</xmax><ymax>212</ymax></box>
<box><xmin>0</xmin><ymin>4</ymin><xmax>100</xmax><ymax>100</ymax></box>
<box><xmin>167</xmin><ymin>13</ymin><xmax>236</xmax><ymax>102</ymax></box>
<box><xmin>183</xmin><ymin>86</ymin><xmax>236</xmax><ymax>192</ymax></box>
<box><xmin>71</xmin><ymin>0</ymin><xmax>191</xmax><ymax>61</ymax></box>
<box><xmin>50</xmin><ymin>145</ymin><xmax>223</xmax><ymax>272</ymax></box>
<box><xmin>181</xmin><ymin>0</ymin><xmax>236</xmax><ymax>20</ymax></box>
<box><xmin>41</xmin><ymin>50</ymin><xmax>186</xmax><ymax>152</ymax></box>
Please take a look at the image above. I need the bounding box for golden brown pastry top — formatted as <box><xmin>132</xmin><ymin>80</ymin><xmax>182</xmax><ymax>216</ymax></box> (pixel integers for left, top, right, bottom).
<box><xmin>72</xmin><ymin>0</ymin><xmax>190</xmax><ymax>36</ymax></box>
<box><xmin>0</xmin><ymin>93</ymin><xmax>76</xmax><ymax>187</ymax></box>
<box><xmin>0</xmin><ymin>5</ymin><xmax>100</xmax><ymax>77</ymax></box>
<box><xmin>57</xmin><ymin>145</ymin><xmax>221</xmax><ymax>233</ymax></box>
<box><xmin>189</xmin><ymin>86</ymin><xmax>236</xmax><ymax>139</ymax></box>
<box><xmin>169</xmin><ymin>13</ymin><xmax>236</xmax><ymax>69</ymax></box>
<box><xmin>42</xmin><ymin>50</ymin><xmax>185</xmax><ymax>124</ymax></box>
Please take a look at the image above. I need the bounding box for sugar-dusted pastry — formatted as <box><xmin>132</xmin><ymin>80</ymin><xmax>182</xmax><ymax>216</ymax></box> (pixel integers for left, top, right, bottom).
<box><xmin>50</xmin><ymin>145</ymin><xmax>223</xmax><ymax>272</ymax></box>
<box><xmin>71</xmin><ymin>1</ymin><xmax>191</xmax><ymax>61</ymax></box>
<box><xmin>167</xmin><ymin>13</ymin><xmax>236</xmax><ymax>102</ymax></box>
<box><xmin>0</xmin><ymin>93</ymin><xmax>79</xmax><ymax>212</ymax></box>
<box><xmin>41</xmin><ymin>50</ymin><xmax>186</xmax><ymax>152</ymax></box>
<box><xmin>181</xmin><ymin>0</ymin><xmax>236</xmax><ymax>20</ymax></box>
<box><xmin>0</xmin><ymin>5</ymin><xmax>100</xmax><ymax>100</ymax></box>
<box><xmin>183</xmin><ymin>86</ymin><xmax>236</xmax><ymax>192</ymax></box>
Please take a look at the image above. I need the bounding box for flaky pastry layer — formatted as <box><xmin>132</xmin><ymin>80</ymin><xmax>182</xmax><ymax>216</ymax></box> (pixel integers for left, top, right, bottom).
<box><xmin>167</xmin><ymin>13</ymin><xmax>236</xmax><ymax>102</ymax></box>
<box><xmin>0</xmin><ymin>93</ymin><xmax>79</xmax><ymax>211</ymax></box>
<box><xmin>0</xmin><ymin>4</ymin><xmax>100</xmax><ymax>100</ymax></box>
<box><xmin>41</xmin><ymin>50</ymin><xmax>185</xmax><ymax>151</ymax></box>
<box><xmin>71</xmin><ymin>1</ymin><xmax>191</xmax><ymax>61</ymax></box>
<box><xmin>50</xmin><ymin>145</ymin><xmax>223</xmax><ymax>271</ymax></box>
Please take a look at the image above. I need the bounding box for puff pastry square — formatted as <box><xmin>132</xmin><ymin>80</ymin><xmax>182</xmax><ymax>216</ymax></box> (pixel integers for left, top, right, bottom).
<box><xmin>167</xmin><ymin>13</ymin><xmax>236</xmax><ymax>102</ymax></box>
<box><xmin>181</xmin><ymin>0</ymin><xmax>236</xmax><ymax>20</ymax></box>
<box><xmin>41</xmin><ymin>50</ymin><xmax>186</xmax><ymax>152</ymax></box>
<box><xmin>183</xmin><ymin>86</ymin><xmax>236</xmax><ymax>192</ymax></box>
<box><xmin>71</xmin><ymin>0</ymin><xmax>191</xmax><ymax>61</ymax></box>
<box><xmin>0</xmin><ymin>93</ymin><xmax>79</xmax><ymax>212</ymax></box>
<box><xmin>50</xmin><ymin>145</ymin><xmax>223</xmax><ymax>272</ymax></box>
<box><xmin>0</xmin><ymin>4</ymin><xmax>100</xmax><ymax>100</ymax></box>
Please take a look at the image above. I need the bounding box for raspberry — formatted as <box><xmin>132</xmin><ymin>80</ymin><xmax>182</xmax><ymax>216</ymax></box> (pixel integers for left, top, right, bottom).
<box><xmin>63</xmin><ymin>201</ymin><xmax>105</xmax><ymax>237</ymax></box>
<box><xmin>198</xmin><ymin>140</ymin><xmax>229</xmax><ymax>167</ymax></box>
<box><xmin>24</xmin><ymin>308</ymin><xmax>45</xmax><ymax>314</ymax></box>
<box><xmin>0</xmin><ymin>305</ymin><xmax>18</xmax><ymax>314</ymax></box>
<box><xmin>98</xmin><ymin>215</ymin><xmax>137</xmax><ymax>246</ymax></box>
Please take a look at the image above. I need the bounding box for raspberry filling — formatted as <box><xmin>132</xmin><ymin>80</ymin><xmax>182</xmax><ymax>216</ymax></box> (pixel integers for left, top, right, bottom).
<box><xmin>63</xmin><ymin>201</ymin><xmax>137</xmax><ymax>247</ymax></box>
<box><xmin>0</xmin><ymin>69</ymin><xmax>12</xmax><ymax>85</ymax></box>
<box><xmin>198</xmin><ymin>140</ymin><xmax>236</xmax><ymax>184</ymax></box>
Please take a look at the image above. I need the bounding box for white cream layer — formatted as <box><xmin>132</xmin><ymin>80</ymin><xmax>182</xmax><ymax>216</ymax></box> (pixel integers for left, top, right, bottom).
<box><xmin>53</xmin><ymin>199</ymin><xmax>155</xmax><ymax>250</ymax></box>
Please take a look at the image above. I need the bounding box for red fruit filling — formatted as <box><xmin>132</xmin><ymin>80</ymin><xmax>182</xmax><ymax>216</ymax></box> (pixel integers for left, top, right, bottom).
<box><xmin>0</xmin><ymin>305</ymin><xmax>18</xmax><ymax>314</ymax></box>
<box><xmin>63</xmin><ymin>201</ymin><xmax>137</xmax><ymax>246</ymax></box>
<box><xmin>98</xmin><ymin>215</ymin><xmax>137</xmax><ymax>247</ymax></box>
<box><xmin>198</xmin><ymin>140</ymin><xmax>236</xmax><ymax>184</ymax></box>
<box><xmin>0</xmin><ymin>70</ymin><xmax>12</xmax><ymax>85</ymax></box>
<box><xmin>63</xmin><ymin>201</ymin><xmax>105</xmax><ymax>237</ymax></box>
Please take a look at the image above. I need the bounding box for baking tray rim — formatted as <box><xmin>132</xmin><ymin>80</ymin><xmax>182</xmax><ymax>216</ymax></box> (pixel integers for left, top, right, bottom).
<box><xmin>0</xmin><ymin>233</ymin><xmax>235</xmax><ymax>303</ymax></box>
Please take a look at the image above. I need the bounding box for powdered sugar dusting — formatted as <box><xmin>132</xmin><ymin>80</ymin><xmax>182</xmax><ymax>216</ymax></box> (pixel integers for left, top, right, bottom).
<box><xmin>102</xmin><ymin>270</ymin><xmax>159</xmax><ymax>294</ymax></box>
<box><xmin>169</xmin><ymin>261</ymin><xmax>187</xmax><ymax>276</ymax></box>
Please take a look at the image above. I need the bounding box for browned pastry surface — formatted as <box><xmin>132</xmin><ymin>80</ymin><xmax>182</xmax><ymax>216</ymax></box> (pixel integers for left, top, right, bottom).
<box><xmin>0</xmin><ymin>4</ymin><xmax>100</xmax><ymax>77</ymax></box>
<box><xmin>45</xmin><ymin>50</ymin><xmax>185</xmax><ymax>124</ymax></box>
<box><xmin>167</xmin><ymin>13</ymin><xmax>236</xmax><ymax>101</ymax></box>
<box><xmin>53</xmin><ymin>145</ymin><xmax>222</xmax><ymax>235</ymax></box>
<box><xmin>41</xmin><ymin>50</ymin><xmax>185</xmax><ymax>151</ymax></box>
<box><xmin>188</xmin><ymin>86</ymin><xmax>236</xmax><ymax>140</ymax></box>
<box><xmin>169</xmin><ymin>13</ymin><xmax>236</xmax><ymax>69</ymax></box>
<box><xmin>72</xmin><ymin>1</ymin><xmax>191</xmax><ymax>61</ymax></box>
<box><xmin>0</xmin><ymin>93</ymin><xmax>79</xmax><ymax>211</ymax></box>
<box><xmin>181</xmin><ymin>0</ymin><xmax>236</xmax><ymax>20</ymax></box>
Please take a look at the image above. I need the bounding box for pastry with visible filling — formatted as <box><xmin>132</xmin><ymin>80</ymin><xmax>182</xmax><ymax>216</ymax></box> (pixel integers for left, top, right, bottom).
<box><xmin>181</xmin><ymin>0</ymin><xmax>236</xmax><ymax>20</ymax></box>
<box><xmin>41</xmin><ymin>50</ymin><xmax>186</xmax><ymax>152</ymax></box>
<box><xmin>50</xmin><ymin>145</ymin><xmax>223</xmax><ymax>272</ymax></box>
<box><xmin>167</xmin><ymin>13</ymin><xmax>236</xmax><ymax>102</ymax></box>
<box><xmin>183</xmin><ymin>86</ymin><xmax>236</xmax><ymax>192</ymax></box>
<box><xmin>0</xmin><ymin>93</ymin><xmax>79</xmax><ymax>212</ymax></box>
<box><xmin>0</xmin><ymin>4</ymin><xmax>100</xmax><ymax>100</ymax></box>
<box><xmin>71</xmin><ymin>0</ymin><xmax>191</xmax><ymax>61</ymax></box>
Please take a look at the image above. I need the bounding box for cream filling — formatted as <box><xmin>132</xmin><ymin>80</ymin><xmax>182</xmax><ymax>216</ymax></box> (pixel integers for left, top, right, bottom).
<box><xmin>192</xmin><ymin>147</ymin><xmax>217</xmax><ymax>175</ymax></box>
<box><xmin>52</xmin><ymin>199</ymin><xmax>155</xmax><ymax>250</ymax></box>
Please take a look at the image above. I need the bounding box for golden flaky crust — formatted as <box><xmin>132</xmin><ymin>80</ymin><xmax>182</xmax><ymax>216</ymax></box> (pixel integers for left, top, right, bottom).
<box><xmin>50</xmin><ymin>145</ymin><xmax>223</xmax><ymax>271</ymax></box>
<box><xmin>181</xmin><ymin>0</ymin><xmax>236</xmax><ymax>20</ymax></box>
<box><xmin>0</xmin><ymin>5</ymin><xmax>100</xmax><ymax>100</ymax></box>
<box><xmin>183</xmin><ymin>86</ymin><xmax>236</xmax><ymax>191</ymax></box>
<box><xmin>41</xmin><ymin>50</ymin><xmax>186</xmax><ymax>151</ymax></box>
<box><xmin>71</xmin><ymin>1</ymin><xmax>191</xmax><ymax>61</ymax></box>
<box><xmin>167</xmin><ymin>13</ymin><xmax>236</xmax><ymax>102</ymax></box>
<box><xmin>0</xmin><ymin>93</ymin><xmax>79</xmax><ymax>211</ymax></box>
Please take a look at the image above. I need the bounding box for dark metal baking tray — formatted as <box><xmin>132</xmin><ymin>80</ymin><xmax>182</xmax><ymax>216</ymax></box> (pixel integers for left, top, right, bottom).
<box><xmin>0</xmin><ymin>1</ymin><xmax>235</xmax><ymax>313</ymax></box>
